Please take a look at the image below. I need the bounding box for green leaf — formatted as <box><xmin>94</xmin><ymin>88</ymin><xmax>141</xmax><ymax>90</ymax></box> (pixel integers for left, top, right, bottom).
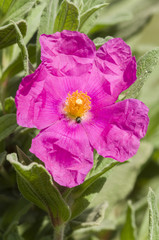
<box><xmin>54</xmin><ymin>0</ymin><xmax>79</xmax><ymax>32</ymax></box>
<box><xmin>148</xmin><ymin>188</ymin><xmax>159</xmax><ymax>240</ymax></box>
<box><xmin>3</xmin><ymin>221</ymin><xmax>24</xmax><ymax>240</ymax></box>
<box><xmin>4</xmin><ymin>97</ymin><xmax>16</xmax><ymax>114</ymax></box>
<box><xmin>69</xmin><ymin>161</ymin><xmax>119</xmax><ymax>219</ymax></box>
<box><xmin>0</xmin><ymin>20</ymin><xmax>26</xmax><ymax>49</ymax></box>
<box><xmin>70</xmin><ymin>177</ymin><xmax>106</xmax><ymax>220</ymax></box>
<box><xmin>7</xmin><ymin>153</ymin><xmax>71</xmax><ymax>224</ymax></box>
<box><xmin>1</xmin><ymin>0</ymin><xmax>36</xmax><ymax>25</ymax></box>
<box><xmin>0</xmin><ymin>114</ymin><xmax>17</xmax><ymax>141</ymax></box>
<box><xmin>23</xmin><ymin>1</ymin><xmax>46</xmax><ymax>45</ymax></box>
<box><xmin>0</xmin><ymin>44</ymin><xmax>36</xmax><ymax>84</ymax></box>
<box><xmin>138</xmin><ymin>209</ymin><xmax>149</xmax><ymax>240</ymax></box>
<box><xmin>72</xmin><ymin>0</ymin><xmax>83</xmax><ymax>11</ymax></box>
<box><xmin>82</xmin><ymin>0</ymin><xmax>107</xmax><ymax>12</ymax></box>
<box><xmin>122</xmin><ymin>48</ymin><xmax>159</xmax><ymax>100</ymax></box>
<box><xmin>36</xmin><ymin>0</ymin><xmax>59</xmax><ymax>63</ymax></box>
<box><xmin>1</xmin><ymin>198</ymin><xmax>31</xmax><ymax>230</ymax></box>
<box><xmin>9</xmin><ymin>1</ymin><xmax>46</xmax><ymax>63</ymax></box>
<box><xmin>0</xmin><ymin>0</ymin><xmax>14</xmax><ymax>17</ymax></box>
<box><xmin>121</xmin><ymin>201</ymin><xmax>137</xmax><ymax>240</ymax></box>
<box><xmin>0</xmin><ymin>151</ymin><xmax>6</xmax><ymax>165</ymax></box>
<box><xmin>88</xmin><ymin>0</ymin><xmax>159</xmax><ymax>40</ymax></box>
<box><xmin>38</xmin><ymin>0</ymin><xmax>59</xmax><ymax>36</ymax></box>
<box><xmin>73</xmin><ymin>202</ymin><xmax>108</xmax><ymax>228</ymax></box>
<box><xmin>93</xmin><ymin>36</ymin><xmax>113</xmax><ymax>49</ymax></box>
<box><xmin>79</xmin><ymin>3</ymin><xmax>108</xmax><ymax>30</ymax></box>
<box><xmin>11</xmin><ymin>20</ymin><xmax>34</xmax><ymax>76</ymax></box>
<box><xmin>72</xmin><ymin>161</ymin><xmax>119</xmax><ymax>198</ymax></box>
<box><xmin>90</xmin><ymin>142</ymin><xmax>153</xmax><ymax>213</ymax></box>
<box><xmin>0</xmin><ymin>101</ymin><xmax>3</xmax><ymax>116</ymax></box>
<box><xmin>16</xmin><ymin>146</ymin><xmax>32</xmax><ymax>165</ymax></box>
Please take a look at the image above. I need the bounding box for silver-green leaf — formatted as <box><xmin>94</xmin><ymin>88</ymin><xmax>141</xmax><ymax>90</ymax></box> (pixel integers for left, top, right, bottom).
<box><xmin>148</xmin><ymin>188</ymin><xmax>159</xmax><ymax>240</ymax></box>
<box><xmin>0</xmin><ymin>20</ymin><xmax>26</xmax><ymax>49</ymax></box>
<box><xmin>79</xmin><ymin>3</ymin><xmax>109</xmax><ymax>30</ymax></box>
<box><xmin>7</xmin><ymin>153</ymin><xmax>71</xmax><ymax>224</ymax></box>
<box><xmin>121</xmin><ymin>201</ymin><xmax>137</xmax><ymax>240</ymax></box>
<box><xmin>122</xmin><ymin>48</ymin><xmax>159</xmax><ymax>100</ymax></box>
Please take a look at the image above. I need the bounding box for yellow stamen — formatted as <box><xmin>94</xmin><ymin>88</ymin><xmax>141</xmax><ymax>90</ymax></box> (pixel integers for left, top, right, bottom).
<box><xmin>64</xmin><ymin>90</ymin><xmax>91</xmax><ymax>119</ymax></box>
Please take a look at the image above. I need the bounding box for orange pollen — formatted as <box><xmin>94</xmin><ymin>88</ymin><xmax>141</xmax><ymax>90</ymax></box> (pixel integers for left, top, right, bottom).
<box><xmin>64</xmin><ymin>90</ymin><xmax>91</xmax><ymax>118</ymax></box>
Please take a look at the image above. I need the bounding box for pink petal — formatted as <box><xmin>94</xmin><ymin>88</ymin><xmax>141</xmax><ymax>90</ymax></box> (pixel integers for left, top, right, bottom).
<box><xmin>86</xmin><ymin>38</ymin><xmax>137</xmax><ymax>103</ymax></box>
<box><xmin>15</xmin><ymin>64</ymin><xmax>62</xmax><ymax>129</ymax></box>
<box><xmin>40</xmin><ymin>30</ymin><xmax>96</xmax><ymax>77</ymax></box>
<box><xmin>30</xmin><ymin>119</ymin><xmax>93</xmax><ymax>188</ymax></box>
<box><xmin>83</xmin><ymin>99</ymin><xmax>149</xmax><ymax>162</ymax></box>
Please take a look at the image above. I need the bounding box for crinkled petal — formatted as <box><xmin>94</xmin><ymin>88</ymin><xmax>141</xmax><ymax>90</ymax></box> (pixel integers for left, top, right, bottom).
<box><xmin>83</xmin><ymin>99</ymin><xmax>149</xmax><ymax>162</ymax></box>
<box><xmin>40</xmin><ymin>30</ymin><xmax>96</xmax><ymax>77</ymax></box>
<box><xmin>30</xmin><ymin>119</ymin><xmax>93</xmax><ymax>188</ymax></box>
<box><xmin>15</xmin><ymin>64</ymin><xmax>62</xmax><ymax>129</ymax></box>
<box><xmin>84</xmin><ymin>38</ymin><xmax>137</xmax><ymax>106</ymax></box>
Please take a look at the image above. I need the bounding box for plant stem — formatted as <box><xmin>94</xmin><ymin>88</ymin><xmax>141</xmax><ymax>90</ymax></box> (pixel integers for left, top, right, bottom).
<box><xmin>53</xmin><ymin>225</ymin><xmax>65</xmax><ymax>240</ymax></box>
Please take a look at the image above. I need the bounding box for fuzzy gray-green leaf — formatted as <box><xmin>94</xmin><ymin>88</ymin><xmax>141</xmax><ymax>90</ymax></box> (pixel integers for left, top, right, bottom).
<box><xmin>11</xmin><ymin>20</ymin><xmax>34</xmax><ymax>76</ymax></box>
<box><xmin>121</xmin><ymin>201</ymin><xmax>137</xmax><ymax>240</ymax></box>
<box><xmin>7</xmin><ymin>153</ymin><xmax>71</xmax><ymax>223</ymax></box>
<box><xmin>79</xmin><ymin>3</ymin><xmax>108</xmax><ymax>30</ymax></box>
<box><xmin>122</xmin><ymin>48</ymin><xmax>159</xmax><ymax>100</ymax></box>
<box><xmin>148</xmin><ymin>188</ymin><xmax>159</xmax><ymax>240</ymax></box>
<box><xmin>0</xmin><ymin>20</ymin><xmax>26</xmax><ymax>49</ymax></box>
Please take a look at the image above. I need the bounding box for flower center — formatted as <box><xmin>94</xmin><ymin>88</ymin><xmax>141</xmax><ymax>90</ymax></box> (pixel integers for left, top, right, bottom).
<box><xmin>64</xmin><ymin>90</ymin><xmax>91</xmax><ymax>119</ymax></box>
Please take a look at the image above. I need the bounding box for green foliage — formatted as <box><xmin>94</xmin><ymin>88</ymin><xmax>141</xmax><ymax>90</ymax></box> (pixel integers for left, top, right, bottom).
<box><xmin>7</xmin><ymin>152</ymin><xmax>71</xmax><ymax>225</ymax></box>
<box><xmin>69</xmin><ymin>161</ymin><xmax>120</xmax><ymax>219</ymax></box>
<box><xmin>0</xmin><ymin>44</ymin><xmax>36</xmax><ymax>84</ymax></box>
<box><xmin>0</xmin><ymin>114</ymin><xmax>17</xmax><ymax>141</ymax></box>
<box><xmin>148</xmin><ymin>188</ymin><xmax>159</xmax><ymax>240</ymax></box>
<box><xmin>53</xmin><ymin>0</ymin><xmax>79</xmax><ymax>32</ymax></box>
<box><xmin>0</xmin><ymin>20</ymin><xmax>27</xmax><ymax>49</ymax></box>
<box><xmin>1</xmin><ymin>0</ymin><xmax>37</xmax><ymax>25</ymax></box>
<box><xmin>36</xmin><ymin>0</ymin><xmax>59</xmax><ymax>63</ymax></box>
<box><xmin>120</xmin><ymin>201</ymin><xmax>137</xmax><ymax>240</ymax></box>
<box><xmin>0</xmin><ymin>0</ymin><xmax>15</xmax><ymax>17</ymax></box>
<box><xmin>4</xmin><ymin>96</ymin><xmax>16</xmax><ymax>114</ymax></box>
<box><xmin>93</xmin><ymin>36</ymin><xmax>113</xmax><ymax>49</ymax></box>
<box><xmin>10</xmin><ymin>20</ymin><xmax>34</xmax><ymax>76</ymax></box>
<box><xmin>79</xmin><ymin>3</ymin><xmax>109</xmax><ymax>30</ymax></box>
<box><xmin>122</xmin><ymin>48</ymin><xmax>159</xmax><ymax>100</ymax></box>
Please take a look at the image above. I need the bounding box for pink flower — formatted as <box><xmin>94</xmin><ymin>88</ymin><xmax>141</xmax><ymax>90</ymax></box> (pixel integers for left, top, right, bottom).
<box><xmin>15</xmin><ymin>30</ymin><xmax>149</xmax><ymax>188</ymax></box>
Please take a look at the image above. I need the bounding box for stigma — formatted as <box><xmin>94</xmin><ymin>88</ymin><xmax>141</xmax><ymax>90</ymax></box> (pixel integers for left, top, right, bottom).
<box><xmin>64</xmin><ymin>90</ymin><xmax>91</xmax><ymax>120</ymax></box>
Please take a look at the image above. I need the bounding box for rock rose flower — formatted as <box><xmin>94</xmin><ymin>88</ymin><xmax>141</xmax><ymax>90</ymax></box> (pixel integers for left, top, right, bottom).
<box><xmin>15</xmin><ymin>30</ymin><xmax>149</xmax><ymax>188</ymax></box>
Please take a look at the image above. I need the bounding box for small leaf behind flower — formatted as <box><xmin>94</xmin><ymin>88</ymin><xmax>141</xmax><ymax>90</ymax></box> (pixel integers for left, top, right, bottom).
<box><xmin>93</xmin><ymin>36</ymin><xmax>113</xmax><ymax>49</ymax></box>
<box><xmin>7</xmin><ymin>153</ymin><xmax>71</xmax><ymax>225</ymax></box>
<box><xmin>53</xmin><ymin>0</ymin><xmax>79</xmax><ymax>32</ymax></box>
